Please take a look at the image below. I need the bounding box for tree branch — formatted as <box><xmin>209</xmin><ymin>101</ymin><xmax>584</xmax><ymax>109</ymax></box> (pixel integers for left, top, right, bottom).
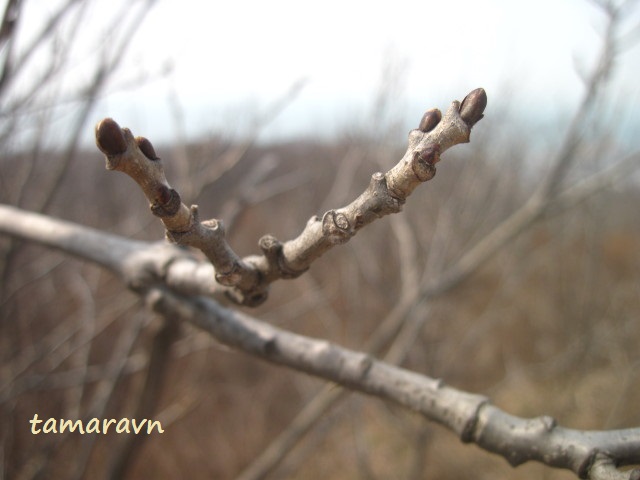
<box><xmin>1</xmin><ymin>76</ymin><xmax>637</xmax><ymax>477</ymax></box>
<box><xmin>94</xmin><ymin>88</ymin><xmax>487</xmax><ymax>306</ymax></box>
<box><xmin>143</xmin><ymin>286</ymin><xmax>640</xmax><ymax>480</ymax></box>
<box><xmin>0</xmin><ymin>203</ymin><xmax>228</xmax><ymax>300</ymax></box>
<box><xmin>1</xmin><ymin>157</ymin><xmax>638</xmax><ymax>478</ymax></box>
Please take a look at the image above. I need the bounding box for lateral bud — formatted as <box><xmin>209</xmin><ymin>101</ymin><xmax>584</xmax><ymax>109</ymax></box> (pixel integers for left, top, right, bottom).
<box><xmin>418</xmin><ymin>108</ymin><xmax>442</xmax><ymax>133</ymax></box>
<box><xmin>95</xmin><ymin>118</ymin><xmax>127</xmax><ymax>155</ymax></box>
<box><xmin>412</xmin><ymin>145</ymin><xmax>439</xmax><ymax>181</ymax></box>
<box><xmin>136</xmin><ymin>136</ymin><xmax>159</xmax><ymax>160</ymax></box>
<box><xmin>459</xmin><ymin>88</ymin><xmax>487</xmax><ymax>128</ymax></box>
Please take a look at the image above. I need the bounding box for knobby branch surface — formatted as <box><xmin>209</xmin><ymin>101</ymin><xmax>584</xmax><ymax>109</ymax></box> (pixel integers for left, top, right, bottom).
<box><xmin>146</xmin><ymin>286</ymin><xmax>640</xmax><ymax>480</ymax></box>
<box><xmin>95</xmin><ymin>88</ymin><xmax>487</xmax><ymax>306</ymax></box>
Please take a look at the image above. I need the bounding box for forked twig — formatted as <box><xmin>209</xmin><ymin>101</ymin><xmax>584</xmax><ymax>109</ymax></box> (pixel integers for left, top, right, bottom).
<box><xmin>94</xmin><ymin>88</ymin><xmax>487</xmax><ymax>306</ymax></box>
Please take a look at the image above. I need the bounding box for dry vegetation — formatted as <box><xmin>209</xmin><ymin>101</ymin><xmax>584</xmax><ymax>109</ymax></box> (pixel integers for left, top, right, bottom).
<box><xmin>1</xmin><ymin>1</ymin><xmax>640</xmax><ymax>479</ymax></box>
<box><xmin>2</xmin><ymin>125</ymin><xmax>639</xmax><ymax>479</ymax></box>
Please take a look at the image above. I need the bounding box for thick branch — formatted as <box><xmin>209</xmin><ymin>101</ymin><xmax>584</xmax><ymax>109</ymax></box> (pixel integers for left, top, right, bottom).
<box><xmin>2</xmin><ymin>204</ymin><xmax>639</xmax><ymax>478</ymax></box>
<box><xmin>145</xmin><ymin>287</ymin><xmax>640</xmax><ymax>480</ymax></box>
<box><xmin>0</xmin><ymin>203</ymin><xmax>141</xmax><ymax>273</ymax></box>
<box><xmin>145</xmin><ymin>288</ymin><xmax>487</xmax><ymax>437</ymax></box>
<box><xmin>95</xmin><ymin>88</ymin><xmax>487</xmax><ymax>306</ymax></box>
<box><xmin>0</xmin><ymin>203</ymin><xmax>226</xmax><ymax>299</ymax></box>
<box><xmin>475</xmin><ymin>410</ymin><xmax>640</xmax><ymax>477</ymax></box>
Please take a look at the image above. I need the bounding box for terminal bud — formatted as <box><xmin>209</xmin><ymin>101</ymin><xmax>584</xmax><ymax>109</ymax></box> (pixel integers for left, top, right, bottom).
<box><xmin>459</xmin><ymin>88</ymin><xmax>487</xmax><ymax>128</ymax></box>
<box><xmin>95</xmin><ymin>118</ymin><xmax>127</xmax><ymax>155</ymax></box>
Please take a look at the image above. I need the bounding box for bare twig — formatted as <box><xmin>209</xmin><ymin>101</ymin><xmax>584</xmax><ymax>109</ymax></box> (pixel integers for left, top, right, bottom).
<box><xmin>94</xmin><ymin>88</ymin><xmax>487</xmax><ymax>305</ymax></box>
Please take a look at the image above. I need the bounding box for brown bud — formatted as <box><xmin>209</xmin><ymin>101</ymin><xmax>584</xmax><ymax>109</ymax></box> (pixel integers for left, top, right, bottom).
<box><xmin>418</xmin><ymin>145</ymin><xmax>440</xmax><ymax>165</ymax></box>
<box><xmin>135</xmin><ymin>136</ymin><xmax>159</xmax><ymax>160</ymax></box>
<box><xmin>459</xmin><ymin>88</ymin><xmax>487</xmax><ymax>128</ymax></box>
<box><xmin>418</xmin><ymin>108</ymin><xmax>442</xmax><ymax>133</ymax></box>
<box><xmin>150</xmin><ymin>187</ymin><xmax>180</xmax><ymax>217</ymax></box>
<box><xmin>411</xmin><ymin>145</ymin><xmax>440</xmax><ymax>182</ymax></box>
<box><xmin>95</xmin><ymin>118</ymin><xmax>127</xmax><ymax>155</ymax></box>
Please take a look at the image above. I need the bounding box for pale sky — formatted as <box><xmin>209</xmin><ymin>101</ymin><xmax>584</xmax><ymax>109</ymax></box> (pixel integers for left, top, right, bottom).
<box><xmin>28</xmin><ymin>0</ymin><xmax>640</xmax><ymax>144</ymax></box>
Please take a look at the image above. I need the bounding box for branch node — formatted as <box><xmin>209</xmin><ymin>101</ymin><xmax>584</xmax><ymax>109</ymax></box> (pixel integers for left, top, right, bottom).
<box><xmin>164</xmin><ymin>206</ymin><xmax>201</xmax><ymax>241</ymax></box>
<box><xmin>358</xmin><ymin>354</ymin><xmax>374</xmax><ymax>379</ymax></box>
<box><xmin>150</xmin><ymin>188</ymin><xmax>181</xmax><ymax>217</ymax></box>
<box><xmin>411</xmin><ymin>145</ymin><xmax>440</xmax><ymax>182</ymax></box>
<box><xmin>225</xmin><ymin>286</ymin><xmax>269</xmax><ymax>307</ymax></box>
<box><xmin>370</xmin><ymin>171</ymin><xmax>392</xmax><ymax>198</ymax></box>
<box><xmin>366</xmin><ymin>172</ymin><xmax>403</xmax><ymax>215</ymax></box>
<box><xmin>214</xmin><ymin>263</ymin><xmax>242</xmax><ymax>286</ymax></box>
<box><xmin>259</xmin><ymin>234</ymin><xmax>308</xmax><ymax>279</ymax></box>
<box><xmin>537</xmin><ymin>415</ymin><xmax>557</xmax><ymax>432</ymax></box>
<box><xmin>202</xmin><ymin>218</ymin><xmax>222</xmax><ymax>232</ymax></box>
<box><xmin>263</xmin><ymin>338</ymin><xmax>278</xmax><ymax>356</ymax></box>
<box><xmin>460</xmin><ymin>397</ymin><xmax>488</xmax><ymax>443</ymax></box>
<box><xmin>322</xmin><ymin>210</ymin><xmax>353</xmax><ymax>244</ymax></box>
<box><xmin>259</xmin><ymin>234</ymin><xmax>281</xmax><ymax>258</ymax></box>
<box><xmin>371</xmin><ymin>171</ymin><xmax>385</xmax><ymax>184</ymax></box>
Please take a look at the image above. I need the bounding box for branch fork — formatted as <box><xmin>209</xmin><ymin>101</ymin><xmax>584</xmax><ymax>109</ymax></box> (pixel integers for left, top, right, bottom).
<box><xmin>95</xmin><ymin>88</ymin><xmax>487</xmax><ymax>305</ymax></box>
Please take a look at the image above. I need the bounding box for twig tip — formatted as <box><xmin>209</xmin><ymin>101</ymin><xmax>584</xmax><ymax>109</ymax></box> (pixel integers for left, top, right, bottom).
<box><xmin>459</xmin><ymin>88</ymin><xmax>487</xmax><ymax>128</ymax></box>
<box><xmin>95</xmin><ymin>118</ymin><xmax>127</xmax><ymax>156</ymax></box>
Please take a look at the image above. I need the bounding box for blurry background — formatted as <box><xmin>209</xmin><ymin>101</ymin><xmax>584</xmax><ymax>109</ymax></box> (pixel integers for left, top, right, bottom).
<box><xmin>1</xmin><ymin>0</ymin><xmax>639</xmax><ymax>479</ymax></box>
<box><xmin>6</xmin><ymin>0</ymin><xmax>640</xmax><ymax>148</ymax></box>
